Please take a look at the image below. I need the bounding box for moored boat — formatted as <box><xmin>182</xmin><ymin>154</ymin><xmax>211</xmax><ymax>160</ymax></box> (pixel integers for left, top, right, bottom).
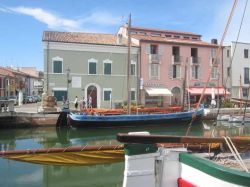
<box><xmin>67</xmin><ymin>106</ymin><xmax>204</xmax><ymax>128</ymax></box>
<box><xmin>117</xmin><ymin>133</ymin><xmax>250</xmax><ymax>187</ymax></box>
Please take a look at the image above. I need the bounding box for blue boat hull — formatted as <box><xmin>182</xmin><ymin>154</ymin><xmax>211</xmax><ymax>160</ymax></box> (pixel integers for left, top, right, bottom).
<box><xmin>68</xmin><ymin>108</ymin><xmax>204</xmax><ymax>128</ymax></box>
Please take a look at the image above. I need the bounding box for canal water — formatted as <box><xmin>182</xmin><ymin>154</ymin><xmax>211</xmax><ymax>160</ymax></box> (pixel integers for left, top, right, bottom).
<box><xmin>1</xmin><ymin>121</ymin><xmax>250</xmax><ymax>187</ymax></box>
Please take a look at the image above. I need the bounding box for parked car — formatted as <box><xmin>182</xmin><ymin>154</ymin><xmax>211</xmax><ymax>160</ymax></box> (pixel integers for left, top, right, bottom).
<box><xmin>23</xmin><ymin>96</ymin><xmax>35</xmax><ymax>104</ymax></box>
<box><xmin>33</xmin><ymin>95</ymin><xmax>41</xmax><ymax>102</ymax></box>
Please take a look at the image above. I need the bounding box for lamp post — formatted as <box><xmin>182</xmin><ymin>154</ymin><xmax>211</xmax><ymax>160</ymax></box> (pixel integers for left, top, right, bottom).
<box><xmin>66</xmin><ymin>67</ymin><xmax>71</xmax><ymax>109</ymax></box>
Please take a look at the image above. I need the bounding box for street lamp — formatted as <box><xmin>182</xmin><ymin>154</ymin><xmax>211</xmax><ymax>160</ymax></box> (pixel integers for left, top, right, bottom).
<box><xmin>66</xmin><ymin>67</ymin><xmax>71</xmax><ymax>109</ymax></box>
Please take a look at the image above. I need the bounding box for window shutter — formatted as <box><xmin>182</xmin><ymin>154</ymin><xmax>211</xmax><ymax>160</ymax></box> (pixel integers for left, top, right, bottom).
<box><xmin>177</xmin><ymin>65</ymin><xmax>181</xmax><ymax>78</ymax></box>
<box><xmin>168</xmin><ymin>65</ymin><xmax>173</xmax><ymax>79</ymax></box>
<box><xmin>198</xmin><ymin>66</ymin><xmax>201</xmax><ymax>79</ymax></box>
<box><xmin>158</xmin><ymin>45</ymin><xmax>164</xmax><ymax>55</ymax></box>
<box><xmin>146</xmin><ymin>44</ymin><xmax>150</xmax><ymax>54</ymax></box>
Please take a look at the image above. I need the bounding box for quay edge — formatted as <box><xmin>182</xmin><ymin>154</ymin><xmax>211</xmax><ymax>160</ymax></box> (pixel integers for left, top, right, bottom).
<box><xmin>0</xmin><ymin>107</ymin><xmax>249</xmax><ymax>128</ymax></box>
<box><xmin>0</xmin><ymin>112</ymin><xmax>59</xmax><ymax>128</ymax></box>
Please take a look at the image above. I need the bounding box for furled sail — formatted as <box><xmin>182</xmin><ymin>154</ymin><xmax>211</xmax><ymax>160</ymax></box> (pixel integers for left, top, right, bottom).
<box><xmin>0</xmin><ymin>145</ymin><xmax>124</xmax><ymax>166</ymax></box>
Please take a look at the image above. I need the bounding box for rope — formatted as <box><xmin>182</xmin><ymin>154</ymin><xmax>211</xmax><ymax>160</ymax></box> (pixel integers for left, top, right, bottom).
<box><xmin>186</xmin><ymin>0</ymin><xmax>238</xmax><ymax>136</ymax></box>
<box><xmin>223</xmin><ymin>136</ymin><xmax>249</xmax><ymax>172</ymax></box>
<box><xmin>217</xmin><ymin>0</ymin><xmax>249</xmax><ymax>123</ymax></box>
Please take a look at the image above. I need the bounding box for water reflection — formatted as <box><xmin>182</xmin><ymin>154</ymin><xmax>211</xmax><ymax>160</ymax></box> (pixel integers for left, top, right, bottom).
<box><xmin>43</xmin><ymin>162</ymin><xmax>123</xmax><ymax>187</ymax></box>
<box><xmin>0</xmin><ymin>121</ymin><xmax>250</xmax><ymax>187</ymax></box>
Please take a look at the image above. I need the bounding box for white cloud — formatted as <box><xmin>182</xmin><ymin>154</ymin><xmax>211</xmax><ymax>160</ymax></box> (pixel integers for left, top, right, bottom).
<box><xmin>1</xmin><ymin>6</ymin><xmax>122</xmax><ymax>32</ymax></box>
<box><xmin>16</xmin><ymin>168</ymin><xmax>43</xmax><ymax>183</ymax></box>
<box><xmin>9</xmin><ymin>7</ymin><xmax>81</xmax><ymax>31</ymax></box>
<box><xmin>0</xmin><ymin>7</ymin><xmax>11</xmax><ymax>13</ymax></box>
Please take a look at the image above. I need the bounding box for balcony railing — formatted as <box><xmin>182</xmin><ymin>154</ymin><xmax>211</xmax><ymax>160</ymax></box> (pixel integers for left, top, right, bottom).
<box><xmin>172</xmin><ymin>55</ymin><xmax>182</xmax><ymax>64</ymax></box>
<box><xmin>210</xmin><ymin>57</ymin><xmax>220</xmax><ymax>66</ymax></box>
<box><xmin>190</xmin><ymin>57</ymin><xmax>201</xmax><ymax>64</ymax></box>
<box><xmin>148</xmin><ymin>54</ymin><xmax>161</xmax><ymax>63</ymax></box>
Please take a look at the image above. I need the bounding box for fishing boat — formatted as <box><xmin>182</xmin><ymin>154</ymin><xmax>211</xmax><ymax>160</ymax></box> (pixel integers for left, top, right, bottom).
<box><xmin>67</xmin><ymin>106</ymin><xmax>204</xmax><ymax>128</ymax></box>
<box><xmin>117</xmin><ymin>132</ymin><xmax>250</xmax><ymax>187</ymax></box>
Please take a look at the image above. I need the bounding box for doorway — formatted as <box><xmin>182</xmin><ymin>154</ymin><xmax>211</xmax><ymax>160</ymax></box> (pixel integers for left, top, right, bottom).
<box><xmin>87</xmin><ymin>86</ymin><xmax>97</xmax><ymax>108</ymax></box>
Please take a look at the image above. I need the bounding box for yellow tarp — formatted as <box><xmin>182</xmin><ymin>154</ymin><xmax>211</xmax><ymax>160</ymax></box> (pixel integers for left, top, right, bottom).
<box><xmin>3</xmin><ymin>149</ymin><xmax>124</xmax><ymax>166</ymax></box>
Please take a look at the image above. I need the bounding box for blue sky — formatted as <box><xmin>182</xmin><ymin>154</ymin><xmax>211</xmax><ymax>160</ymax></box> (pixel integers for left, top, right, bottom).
<box><xmin>0</xmin><ymin>0</ymin><xmax>249</xmax><ymax>71</ymax></box>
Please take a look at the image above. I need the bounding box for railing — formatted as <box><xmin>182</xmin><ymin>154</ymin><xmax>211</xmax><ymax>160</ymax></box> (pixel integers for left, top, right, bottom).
<box><xmin>190</xmin><ymin>57</ymin><xmax>201</xmax><ymax>64</ymax></box>
<box><xmin>148</xmin><ymin>54</ymin><xmax>161</xmax><ymax>63</ymax></box>
<box><xmin>210</xmin><ymin>57</ymin><xmax>220</xmax><ymax>66</ymax></box>
<box><xmin>0</xmin><ymin>100</ymin><xmax>14</xmax><ymax>113</ymax></box>
<box><xmin>172</xmin><ymin>55</ymin><xmax>182</xmax><ymax>64</ymax></box>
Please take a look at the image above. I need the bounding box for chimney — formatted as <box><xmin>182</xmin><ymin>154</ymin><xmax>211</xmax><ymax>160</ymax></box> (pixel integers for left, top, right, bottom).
<box><xmin>211</xmin><ymin>39</ymin><xmax>218</xmax><ymax>44</ymax></box>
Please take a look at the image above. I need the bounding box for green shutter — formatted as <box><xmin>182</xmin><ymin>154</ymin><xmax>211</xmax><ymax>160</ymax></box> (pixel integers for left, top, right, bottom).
<box><xmin>53</xmin><ymin>61</ymin><xmax>62</xmax><ymax>73</ymax></box>
<box><xmin>89</xmin><ymin>62</ymin><xmax>96</xmax><ymax>74</ymax></box>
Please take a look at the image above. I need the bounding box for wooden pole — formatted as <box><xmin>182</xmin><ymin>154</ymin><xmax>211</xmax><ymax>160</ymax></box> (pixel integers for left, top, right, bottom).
<box><xmin>117</xmin><ymin>133</ymin><xmax>250</xmax><ymax>145</ymax></box>
<box><xmin>0</xmin><ymin>145</ymin><xmax>124</xmax><ymax>156</ymax></box>
<box><xmin>127</xmin><ymin>14</ymin><xmax>132</xmax><ymax>115</ymax></box>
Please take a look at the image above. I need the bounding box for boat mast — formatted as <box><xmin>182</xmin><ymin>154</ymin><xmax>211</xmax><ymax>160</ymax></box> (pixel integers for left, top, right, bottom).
<box><xmin>127</xmin><ymin>14</ymin><xmax>132</xmax><ymax>115</ymax></box>
<box><xmin>182</xmin><ymin>58</ymin><xmax>188</xmax><ymax>110</ymax></box>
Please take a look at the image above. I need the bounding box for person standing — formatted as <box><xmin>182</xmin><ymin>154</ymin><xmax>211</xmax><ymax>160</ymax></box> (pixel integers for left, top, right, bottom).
<box><xmin>88</xmin><ymin>95</ymin><xmax>92</xmax><ymax>108</ymax></box>
<box><xmin>82</xmin><ymin>96</ymin><xmax>87</xmax><ymax>109</ymax></box>
<box><xmin>74</xmin><ymin>96</ymin><xmax>78</xmax><ymax>110</ymax></box>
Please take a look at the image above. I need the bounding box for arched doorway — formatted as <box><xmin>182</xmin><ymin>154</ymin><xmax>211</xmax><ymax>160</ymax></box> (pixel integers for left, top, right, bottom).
<box><xmin>87</xmin><ymin>85</ymin><xmax>97</xmax><ymax>108</ymax></box>
<box><xmin>171</xmin><ymin>87</ymin><xmax>181</xmax><ymax>106</ymax></box>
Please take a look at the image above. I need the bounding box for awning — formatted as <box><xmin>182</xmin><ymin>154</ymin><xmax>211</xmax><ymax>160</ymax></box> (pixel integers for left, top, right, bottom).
<box><xmin>145</xmin><ymin>87</ymin><xmax>172</xmax><ymax>96</ymax></box>
<box><xmin>186</xmin><ymin>87</ymin><xmax>230</xmax><ymax>95</ymax></box>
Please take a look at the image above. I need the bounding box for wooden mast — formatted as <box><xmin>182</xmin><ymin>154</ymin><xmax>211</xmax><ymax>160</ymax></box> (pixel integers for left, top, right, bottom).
<box><xmin>127</xmin><ymin>14</ymin><xmax>132</xmax><ymax>115</ymax></box>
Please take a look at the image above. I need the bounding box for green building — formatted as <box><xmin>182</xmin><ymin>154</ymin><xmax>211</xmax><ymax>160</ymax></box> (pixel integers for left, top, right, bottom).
<box><xmin>43</xmin><ymin>31</ymin><xmax>140</xmax><ymax>108</ymax></box>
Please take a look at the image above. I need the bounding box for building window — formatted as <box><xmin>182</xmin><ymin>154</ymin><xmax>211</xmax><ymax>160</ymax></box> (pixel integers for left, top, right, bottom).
<box><xmin>173</xmin><ymin>65</ymin><xmax>181</xmax><ymax>79</ymax></box>
<box><xmin>211</xmin><ymin>67</ymin><xmax>218</xmax><ymax>79</ymax></box>
<box><xmin>150</xmin><ymin>64</ymin><xmax>159</xmax><ymax>79</ymax></box>
<box><xmin>89</xmin><ymin>62</ymin><xmax>96</xmax><ymax>74</ymax></box>
<box><xmin>131</xmin><ymin>90</ymin><xmax>136</xmax><ymax>101</ymax></box>
<box><xmin>103</xmin><ymin>60</ymin><xmax>112</xmax><ymax>75</ymax></box>
<box><xmin>53</xmin><ymin>61</ymin><xmax>62</xmax><ymax>73</ymax></box>
<box><xmin>211</xmin><ymin>48</ymin><xmax>216</xmax><ymax>58</ymax></box>
<box><xmin>103</xmin><ymin>89</ymin><xmax>112</xmax><ymax>101</ymax></box>
<box><xmin>227</xmin><ymin>67</ymin><xmax>231</xmax><ymax>77</ymax></box>
<box><xmin>244</xmin><ymin>67</ymin><xmax>249</xmax><ymax>84</ymax></box>
<box><xmin>192</xmin><ymin>65</ymin><xmax>199</xmax><ymax>79</ymax></box>
<box><xmin>151</xmin><ymin>33</ymin><xmax>161</xmax><ymax>37</ymax></box>
<box><xmin>0</xmin><ymin>77</ymin><xmax>2</xmax><ymax>89</ymax></box>
<box><xmin>150</xmin><ymin>44</ymin><xmax>158</xmax><ymax>54</ymax></box>
<box><xmin>227</xmin><ymin>49</ymin><xmax>230</xmax><ymax>58</ymax></box>
<box><xmin>244</xmin><ymin>49</ymin><xmax>249</xmax><ymax>58</ymax></box>
<box><xmin>242</xmin><ymin>88</ymin><xmax>249</xmax><ymax>97</ymax></box>
<box><xmin>131</xmin><ymin>61</ymin><xmax>136</xmax><ymax>76</ymax></box>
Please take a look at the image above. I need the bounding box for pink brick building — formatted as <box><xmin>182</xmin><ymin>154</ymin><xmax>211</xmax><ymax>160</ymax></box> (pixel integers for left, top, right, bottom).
<box><xmin>119</xmin><ymin>26</ymin><xmax>222</xmax><ymax>107</ymax></box>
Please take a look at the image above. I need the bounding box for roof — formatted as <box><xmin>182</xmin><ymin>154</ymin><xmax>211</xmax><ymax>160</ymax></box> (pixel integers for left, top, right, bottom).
<box><xmin>131</xmin><ymin>34</ymin><xmax>217</xmax><ymax>47</ymax></box>
<box><xmin>0</xmin><ymin>67</ymin><xmax>15</xmax><ymax>77</ymax></box>
<box><xmin>131</xmin><ymin>26</ymin><xmax>201</xmax><ymax>37</ymax></box>
<box><xmin>0</xmin><ymin>67</ymin><xmax>39</xmax><ymax>78</ymax></box>
<box><xmin>43</xmin><ymin>31</ymin><xmax>138</xmax><ymax>47</ymax></box>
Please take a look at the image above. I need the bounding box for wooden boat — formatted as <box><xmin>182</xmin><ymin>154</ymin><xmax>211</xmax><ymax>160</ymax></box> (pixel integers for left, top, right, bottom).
<box><xmin>80</xmin><ymin>106</ymin><xmax>183</xmax><ymax>116</ymax></box>
<box><xmin>117</xmin><ymin>133</ymin><xmax>250</xmax><ymax>187</ymax></box>
<box><xmin>67</xmin><ymin>106</ymin><xmax>204</xmax><ymax>128</ymax></box>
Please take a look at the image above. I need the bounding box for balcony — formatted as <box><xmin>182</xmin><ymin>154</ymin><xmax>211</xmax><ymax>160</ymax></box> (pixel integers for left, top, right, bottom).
<box><xmin>171</xmin><ymin>55</ymin><xmax>182</xmax><ymax>64</ymax></box>
<box><xmin>148</xmin><ymin>54</ymin><xmax>161</xmax><ymax>64</ymax></box>
<box><xmin>210</xmin><ymin>57</ymin><xmax>220</xmax><ymax>66</ymax></box>
<box><xmin>190</xmin><ymin>57</ymin><xmax>201</xmax><ymax>65</ymax></box>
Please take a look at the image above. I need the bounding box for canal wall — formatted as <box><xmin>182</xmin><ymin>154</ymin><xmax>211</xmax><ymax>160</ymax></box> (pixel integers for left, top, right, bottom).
<box><xmin>0</xmin><ymin>112</ymin><xmax>59</xmax><ymax>128</ymax></box>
